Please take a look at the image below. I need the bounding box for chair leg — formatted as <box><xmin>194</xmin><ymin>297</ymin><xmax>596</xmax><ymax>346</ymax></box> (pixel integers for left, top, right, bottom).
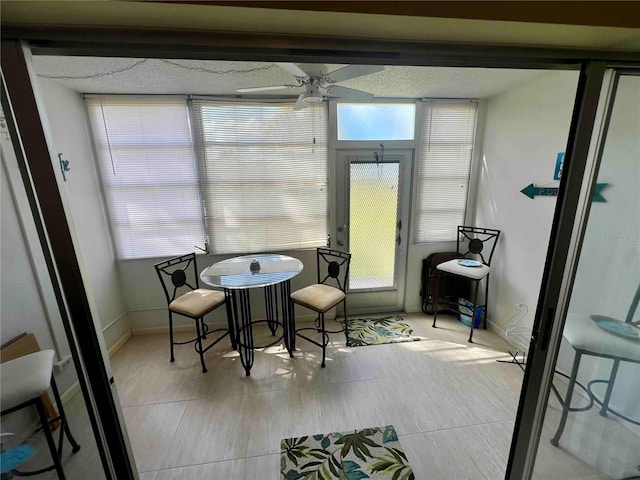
<box><xmin>195</xmin><ymin>317</ymin><xmax>207</xmax><ymax>373</ymax></box>
<box><xmin>50</xmin><ymin>376</ymin><xmax>81</xmax><ymax>454</ymax></box>
<box><xmin>289</xmin><ymin>304</ymin><xmax>296</xmax><ymax>358</ymax></box>
<box><xmin>320</xmin><ymin>312</ymin><xmax>326</xmax><ymax>368</ymax></box>
<box><xmin>600</xmin><ymin>358</ymin><xmax>621</xmax><ymax>417</ymax></box>
<box><xmin>551</xmin><ymin>350</ymin><xmax>582</xmax><ymax>447</ymax></box>
<box><xmin>483</xmin><ymin>274</ymin><xmax>490</xmax><ymax>329</ymax></box>
<box><xmin>36</xmin><ymin>398</ymin><xmax>65</xmax><ymax>480</ymax></box>
<box><xmin>169</xmin><ymin>311</ymin><xmax>175</xmax><ymax>362</ymax></box>
<box><xmin>343</xmin><ymin>298</ymin><xmax>349</xmax><ymax>346</ymax></box>
<box><xmin>469</xmin><ymin>280</ymin><xmax>479</xmax><ymax>343</ymax></box>
<box><xmin>432</xmin><ymin>274</ymin><xmax>440</xmax><ymax>328</ymax></box>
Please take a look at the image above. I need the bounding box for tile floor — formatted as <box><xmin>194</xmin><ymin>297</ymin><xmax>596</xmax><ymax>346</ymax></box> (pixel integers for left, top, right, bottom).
<box><xmin>16</xmin><ymin>313</ymin><xmax>637</xmax><ymax>479</ymax></box>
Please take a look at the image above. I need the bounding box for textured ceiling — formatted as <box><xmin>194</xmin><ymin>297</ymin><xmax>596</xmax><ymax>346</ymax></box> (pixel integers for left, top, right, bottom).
<box><xmin>32</xmin><ymin>57</ymin><xmax>549</xmax><ymax>100</ymax></box>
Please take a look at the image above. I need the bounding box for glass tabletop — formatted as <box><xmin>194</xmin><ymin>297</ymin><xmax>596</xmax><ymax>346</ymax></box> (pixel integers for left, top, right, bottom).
<box><xmin>200</xmin><ymin>253</ymin><xmax>304</xmax><ymax>289</ymax></box>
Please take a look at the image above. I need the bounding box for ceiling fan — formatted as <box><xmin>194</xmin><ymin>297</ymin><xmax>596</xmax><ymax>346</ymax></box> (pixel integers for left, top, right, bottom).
<box><xmin>236</xmin><ymin>63</ymin><xmax>385</xmax><ymax>110</ymax></box>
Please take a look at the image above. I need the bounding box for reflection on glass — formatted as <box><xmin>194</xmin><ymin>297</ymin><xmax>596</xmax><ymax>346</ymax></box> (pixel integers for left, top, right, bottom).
<box><xmin>1</xmin><ymin>107</ymin><xmax>109</xmax><ymax>480</ymax></box>
<box><xmin>533</xmin><ymin>75</ymin><xmax>640</xmax><ymax>479</ymax></box>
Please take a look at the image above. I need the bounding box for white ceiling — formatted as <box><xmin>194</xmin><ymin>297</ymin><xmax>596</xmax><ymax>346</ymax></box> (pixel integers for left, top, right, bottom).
<box><xmin>32</xmin><ymin>56</ymin><xmax>550</xmax><ymax>100</ymax></box>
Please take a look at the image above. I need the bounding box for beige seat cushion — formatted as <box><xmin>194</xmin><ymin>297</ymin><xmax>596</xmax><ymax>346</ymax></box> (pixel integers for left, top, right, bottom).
<box><xmin>291</xmin><ymin>284</ymin><xmax>345</xmax><ymax>313</ymax></box>
<box><xmin>169</xmin><ymin>288</ymin><xmax>225</xmax><ymax>318</ymax></box>
<box><xmin>1</xmin><ymin>350</ymin><xmax>54</xmax><ymax>411</ymax></box>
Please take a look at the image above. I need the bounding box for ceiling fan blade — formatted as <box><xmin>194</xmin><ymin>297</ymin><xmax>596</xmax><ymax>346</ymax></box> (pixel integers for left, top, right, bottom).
<box><xmin>325</xmin><ymin>64</ymin><xmax>385</xmax><ymax>83</ymax></box>
<box><xmin>276</xmin><ymin>63</ymin><xmax>309</xmax><ymax>78</ymax></box>
<box><xmin>293</xmin><ymin>93</ymin><xmax>308</xmax><ymax>111</ymax></box>
<box><xmin>236</xmin><ymin>85</ymin><xmax>298</xmax><ymax>93</ymax></box>
<box><xmin>326</xmin><ymin>85</ymin><xmax>374</xmax><ymax>101</ymax></box>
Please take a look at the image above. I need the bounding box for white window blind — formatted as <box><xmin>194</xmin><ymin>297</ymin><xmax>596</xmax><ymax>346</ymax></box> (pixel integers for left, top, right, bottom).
<box><xmin>415</xmin><ymin>100</ymin><xmax>477</xmax><ymax>242</ymax></box>
<box><xmin>191</xmin><ymin>100</ymin><xmax>328</xmax><ymax>254</ymax></box>
<box><xmin>86</xmin><ymin>98</ymin><xmax>205</xmax><ymax>259</ymax></box>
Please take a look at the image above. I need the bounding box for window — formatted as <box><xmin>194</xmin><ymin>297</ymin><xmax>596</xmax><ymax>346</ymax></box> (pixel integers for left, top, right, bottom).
<box><xmin>191</xmin><ymin>100</ymin><xmax>328</xmax><ymax>254</ymax></box>
<box><xmin>87</xmin><ymin>98</ymin><xmax>328</xmax><ymax>259</ymax></box>
<box><xmin>415</xmin><ymin>100</ymin><xmax>477</xmax><ymax>242</ymax></box>
<box><xmin>337</xmin><ymin>103</ymin><xmax>415</xmax><ymax>140</ymax></box>
<box><xmin>87</xmin><ymin>98</ymin><xmax>205</xmax><ymax>259</ymax></box>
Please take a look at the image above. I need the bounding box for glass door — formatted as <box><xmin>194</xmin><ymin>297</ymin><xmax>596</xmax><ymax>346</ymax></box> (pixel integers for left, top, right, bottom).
<box><xmin>509</xmin><ymin>70</ymin><xmax>640</xmax><ymax>479</ymax></box>
<box><xmin>335</xmin><ymin>150</ymin><xmax>411</xmax><ymax>314</ymax></box>
<box><xmin>532</xmin><ymin>71</ymin><xmax>640</xmax><ymax>480</ymax></box>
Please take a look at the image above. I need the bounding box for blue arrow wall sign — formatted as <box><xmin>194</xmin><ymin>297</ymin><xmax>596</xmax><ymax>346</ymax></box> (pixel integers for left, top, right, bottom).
<box><xmin>521</xmin><ymin>183</ymin><xmax>608</xmax><ymax>202</ymax></box>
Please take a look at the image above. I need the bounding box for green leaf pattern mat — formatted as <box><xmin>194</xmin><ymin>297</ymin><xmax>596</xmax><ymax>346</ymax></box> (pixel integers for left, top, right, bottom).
<box><xmin>281</xmin><ymin>425</ymin><xmax>415</xmax><ymax>480</ymax></box>
<box><xmin>346</xmin><ymin>316</ymin><xmax>421</xmax><ymax>347</ymax></box>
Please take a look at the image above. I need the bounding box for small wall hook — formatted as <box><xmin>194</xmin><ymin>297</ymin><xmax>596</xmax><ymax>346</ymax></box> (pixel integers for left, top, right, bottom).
<box><xmin>58</xmin><ymin>153</ymin><xmax>70</xmax><ymax>182</ymax></box>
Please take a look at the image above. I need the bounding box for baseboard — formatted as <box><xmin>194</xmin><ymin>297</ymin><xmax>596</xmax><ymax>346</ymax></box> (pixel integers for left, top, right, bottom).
<box><xmin>107</xmin><ymin>329</ymin><xmax>132</xmax><ymax>358</ymax></box>
<box><xmin>131</xmin><ymin>311</ymin><xmax>323</xmax><ymax>336</ymax></box>
<box><xmin>132</xmin><ymin>324</ymin><xmax>199</xmax><ymax>335</ymax></box>
<box><xmin>60</xmin><ymin>380</ymin><xmax>81</xmax><ymax>406</ymax></box>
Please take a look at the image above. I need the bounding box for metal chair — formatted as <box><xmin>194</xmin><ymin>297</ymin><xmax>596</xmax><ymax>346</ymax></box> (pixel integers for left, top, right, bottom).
<box><xmin>289</xmin><ymin>248</ymin><xmax>351</xmax><ymax>367</ymax></box>
<box><xmin>551</xmin><ymin>283</ymin><xmax>640</xmax><ymax>447</ymax></box>
<box><xmin>154</xmin><ymin>253</ymin><xmax>235</xmax><ymax>373</ymax></box>
<box><xmin>0</xmin><ymin>350</ymin><xmax>80</xmax><ymax>479</ymax></box>
<box><xmin>432</xmin><ymin>226</ymin><xmax>501</xmax><ymax>343</ymax></box>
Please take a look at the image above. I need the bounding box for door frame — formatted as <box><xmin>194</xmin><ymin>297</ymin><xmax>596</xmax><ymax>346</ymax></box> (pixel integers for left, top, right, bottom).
<box><xmin>335</xmin><ymin>149</ymin><xmax>413</xmax><ymax>314</ymax></box>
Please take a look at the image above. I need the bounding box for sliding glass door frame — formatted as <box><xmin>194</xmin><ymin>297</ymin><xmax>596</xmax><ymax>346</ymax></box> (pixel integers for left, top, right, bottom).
<box><xmin>2</xmin><ymin>23</ymin><xmax>640</xmax><ymax>479</ymax></box>
<box><xmin>505</xmin><ymin>61</ymin><xmax>610</xmax><ymax>479</ymax></box>
<box><xmin>506</xmin><ymin>67</ymin><xmax>638</xmax><ymax>479</ymax></box>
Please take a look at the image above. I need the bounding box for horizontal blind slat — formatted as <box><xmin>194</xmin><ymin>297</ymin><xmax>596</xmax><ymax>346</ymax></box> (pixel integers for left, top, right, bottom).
<box><xmin>87</xmin><ymin>98</ymin><xmax>205</xmax><ymax>259</ymax></box>
<box><xmin>192</xmin><ymin>100</ymin><xmax>328</xmax><ymax>254</ymax></box>
<box><xmin>416</xmin><ymin>100</ymin><xmax>477</xmax><ymax>242</ymax></box>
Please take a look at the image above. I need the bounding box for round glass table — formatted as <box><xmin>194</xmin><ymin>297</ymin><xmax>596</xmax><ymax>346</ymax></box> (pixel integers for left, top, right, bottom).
<box><xmin>200</xmin><ymin>253</ymin><xmax>303</xmax><ymax>376</ymax></box>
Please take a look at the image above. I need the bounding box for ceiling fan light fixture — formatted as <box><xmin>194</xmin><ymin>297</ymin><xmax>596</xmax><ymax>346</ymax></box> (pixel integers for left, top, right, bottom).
<box><xmin>302</xmin><ymin>84</ymin><xmax>323</xmax><ymax>104</ymax></box>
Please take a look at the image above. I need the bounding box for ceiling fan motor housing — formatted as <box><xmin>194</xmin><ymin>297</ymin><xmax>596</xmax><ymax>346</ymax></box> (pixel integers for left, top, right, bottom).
<box><xmin>303</xmin><ymin>84</ymin><xmax>323</xmax><ymax>104</ymax></box>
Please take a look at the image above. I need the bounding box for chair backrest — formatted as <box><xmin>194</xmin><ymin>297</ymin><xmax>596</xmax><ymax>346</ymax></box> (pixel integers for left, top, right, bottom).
<box><xmin>456</xmin><ymin>226</ymin><xmax>501</xmax><ymax>266</ymax></box>
<box><xmin>154</xmin><ymin>253</ymin><xmax>199</xmax><ymax>305</ymax></box>
<box><xmin>316</xmin><ymin>248</ymin><xmax>351</xmax><ymax>293</ymax></box>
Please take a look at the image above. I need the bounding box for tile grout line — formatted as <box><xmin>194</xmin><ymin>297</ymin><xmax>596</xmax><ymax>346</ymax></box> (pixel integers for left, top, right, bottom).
<box><xmin>397</xmin><ymin>419</ymin><xmax>516</xmax><ymax>439</ymax></box>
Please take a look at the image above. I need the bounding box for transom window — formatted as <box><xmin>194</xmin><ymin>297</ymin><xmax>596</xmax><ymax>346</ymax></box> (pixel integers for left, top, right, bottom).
<box><xmin>336</xmin><ymin>103</ymin><xmax>416</xmax><ymax>141</ymax></box>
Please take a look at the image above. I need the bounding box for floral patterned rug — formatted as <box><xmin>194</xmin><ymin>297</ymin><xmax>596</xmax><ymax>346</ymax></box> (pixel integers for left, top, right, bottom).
<box><xmin>281</xmin><ymin>425</ymin><xmax>415</xmax><ymax>480</ymax></box>
<box><xmin>346</xmin><ymin>316</ymin><xmax>422</xmax><ymax>347</ymax></box>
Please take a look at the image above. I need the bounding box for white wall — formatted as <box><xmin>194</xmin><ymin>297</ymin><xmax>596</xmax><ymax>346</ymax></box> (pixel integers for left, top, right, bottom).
<box><xmin>476</xmin><ymin>70</ymin><xmax>580</xmax><ymax>343</ymax></box>
<box><xmin>35</xmin><ymin>78</ymin><xmax>129</xmax><ymax>348</ymax></box>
